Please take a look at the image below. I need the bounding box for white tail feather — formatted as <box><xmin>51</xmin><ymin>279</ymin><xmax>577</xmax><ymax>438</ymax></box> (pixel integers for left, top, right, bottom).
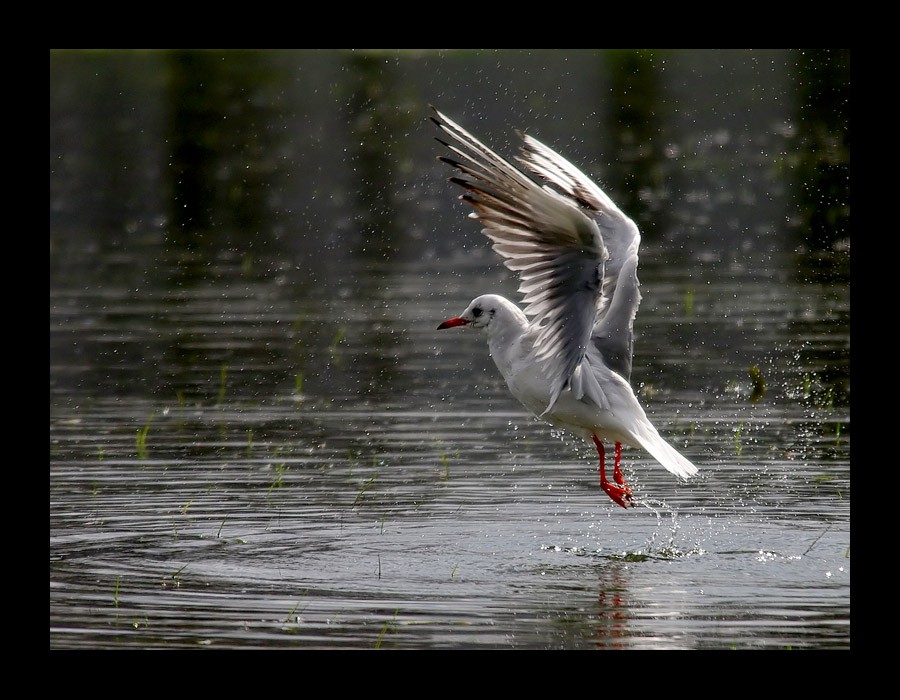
<box><xmin>630</xmin><ymin>421</ymin><xmax>698</xmax><ymax>480</ymax></box>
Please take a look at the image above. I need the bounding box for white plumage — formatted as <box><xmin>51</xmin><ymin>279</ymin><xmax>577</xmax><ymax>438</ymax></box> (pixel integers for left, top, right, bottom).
<box><xmin>433</xmin><ymin>107</ymin><xmax>698</xmax><ymax>508</ymax></box>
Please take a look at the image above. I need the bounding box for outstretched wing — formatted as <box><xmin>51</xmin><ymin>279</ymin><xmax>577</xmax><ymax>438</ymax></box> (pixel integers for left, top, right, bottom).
<box><xmin>433</xmin><ymin>107</ymin><xmax>620</xmax><ymax>410</ymax></box>
<box><xmin>516</xmin><ymin>131</ymin><xmax>642</xmax><ymax>381</ymax></box>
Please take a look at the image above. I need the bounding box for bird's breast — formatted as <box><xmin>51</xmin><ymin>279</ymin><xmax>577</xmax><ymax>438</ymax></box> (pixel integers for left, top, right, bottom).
<box><xmin>499</xmin><ymin>351</ymin><xmax>633</xmax><ymax>443</ymax></box>
<box><xmin>504</xmin><ymin>360</ymin><xmax>552</xmax><ymax>416</ymax></box>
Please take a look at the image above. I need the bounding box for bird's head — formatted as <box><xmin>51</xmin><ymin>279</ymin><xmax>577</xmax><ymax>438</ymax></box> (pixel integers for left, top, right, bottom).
<box><xmin>437</xmin><ymin>294</ymin><xmax>504</xmax><ymax>331</ymax></box>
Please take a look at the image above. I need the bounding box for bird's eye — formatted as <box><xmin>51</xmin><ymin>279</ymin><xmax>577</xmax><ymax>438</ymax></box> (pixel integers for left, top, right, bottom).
<box><xmin>472</xmin><ymin>307</ymin><xmax>482</xmax><ymax>318</ymax></box>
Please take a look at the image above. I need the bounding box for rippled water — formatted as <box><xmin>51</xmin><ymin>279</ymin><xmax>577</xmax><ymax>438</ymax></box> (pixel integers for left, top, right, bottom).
<box><xmin>50</xmin><ymin>49</ymin><xmax>850</xmax><ymax>649</ymax></box>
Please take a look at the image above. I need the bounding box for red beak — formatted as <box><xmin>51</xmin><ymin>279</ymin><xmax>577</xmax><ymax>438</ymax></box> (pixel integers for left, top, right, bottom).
<box><xmin>437</xmin><ymin>317</ymin><xmax>469</xmax><ymax>330</ymax></box>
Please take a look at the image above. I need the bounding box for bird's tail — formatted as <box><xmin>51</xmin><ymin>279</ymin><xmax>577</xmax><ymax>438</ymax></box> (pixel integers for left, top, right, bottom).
<box><xmin>629</xmin><ymin>420</ymin><xmax>699</xmax><ymax>480</ymax></box>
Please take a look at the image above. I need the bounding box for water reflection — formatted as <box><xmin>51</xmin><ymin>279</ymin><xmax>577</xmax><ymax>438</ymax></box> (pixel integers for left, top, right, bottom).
<box><xmin>335</xmin><ymin>52</ymin><xmax>419</xmax><ymax>402</ymax></box>
<box><xmin>341</xmin><ymin>51</ymin><xmax>418</xmax><ymax>264</ymax></box>
<box><xmin>791</xmin><ymin>49</ymin><xmax>850</xmax><ymax>253</ymax></box>
<box><xmin>160</xmin><ymin>51</ymin><xmax>292</xmax><ymax>402</ymax></box>
<box><xmin>788</xmin><ymin>49</ymin><xmax>850</xmax><ymax>290</ymax></box>
<box><xmin>50</xmin><ymin>49</ymin><xmax>850</xmax><ymax>650</ymax></box>
<box><xmin>165</xmin><ymin>49</ymin><xmax>288</xmax><ymax>247</ymax></box>
<box><xmin>604</xmin><ymin>49</ymin><xmax>668</xmax><ymax>236</ymax></box>
<box><xmin>591</xmin><ymin>564</ymin><xmax>631</xmax><ymax>649</ymax></box>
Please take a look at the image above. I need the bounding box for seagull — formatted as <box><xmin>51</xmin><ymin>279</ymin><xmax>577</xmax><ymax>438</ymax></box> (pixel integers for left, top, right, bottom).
<box><xmin>432</xmin><ymin>107</ymin><xmax>698</xmax><ymax>508</ymax></box>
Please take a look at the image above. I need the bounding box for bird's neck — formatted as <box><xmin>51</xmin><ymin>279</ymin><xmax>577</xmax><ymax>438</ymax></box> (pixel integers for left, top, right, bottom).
<box><xmin>486</xmin><ymin>299</ymin><xmax>530</xmax><ymax>376</ymax></box>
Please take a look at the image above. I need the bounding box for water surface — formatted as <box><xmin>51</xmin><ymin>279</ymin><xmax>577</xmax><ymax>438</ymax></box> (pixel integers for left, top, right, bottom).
<box><xmin>50</xmin><ymin>49</ymin><xmax>850</xmax><ymax>649</ymax></box>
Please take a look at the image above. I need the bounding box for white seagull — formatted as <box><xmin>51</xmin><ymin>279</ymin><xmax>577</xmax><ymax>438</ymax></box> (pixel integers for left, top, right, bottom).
<box><xmin>432</xmin><ymin>107</ymin><xmax>699</xmax><ymax>508</ymax></box>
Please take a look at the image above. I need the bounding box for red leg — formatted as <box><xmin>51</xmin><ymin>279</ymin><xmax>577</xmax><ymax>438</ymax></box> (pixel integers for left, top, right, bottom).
<box><xmin>613</xmin><ymin>442</ymin><xmax>624</xmax><ymax>486</ymax></box>
<box><xmin>591</xmin><ymin>435</ymin><xmax>632</xmax><ymax>508</ymax></box>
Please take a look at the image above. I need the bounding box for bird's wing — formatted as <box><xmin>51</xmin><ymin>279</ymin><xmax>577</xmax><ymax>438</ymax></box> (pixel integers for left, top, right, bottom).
<box><xmin>432</xmin><ymin>107</ymin><xmax>615</xmax><ymax>410</ymax></box>
<box><xmin>516</xmin><ymin>131</ymin><xmax>642</xmax><ymax>382</ymax></box>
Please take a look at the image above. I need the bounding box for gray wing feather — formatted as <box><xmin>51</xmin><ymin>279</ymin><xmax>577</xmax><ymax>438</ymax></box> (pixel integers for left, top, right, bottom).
<box><xmin>517</xmin><ymin>132</ymin><xmax>642</xmax><ymax>381</ymax></box>
<box><xmin>432</xmin><ymin>107</ymin><xmax>640</xmax><ymax>408</ymax></box>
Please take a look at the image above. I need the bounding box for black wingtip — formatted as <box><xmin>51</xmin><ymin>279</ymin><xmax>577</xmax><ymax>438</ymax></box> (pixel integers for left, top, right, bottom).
<box><xmin>429</xmin><ymin>106</ymin><xmax>447</xmax><ymax>127</ymax></box>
